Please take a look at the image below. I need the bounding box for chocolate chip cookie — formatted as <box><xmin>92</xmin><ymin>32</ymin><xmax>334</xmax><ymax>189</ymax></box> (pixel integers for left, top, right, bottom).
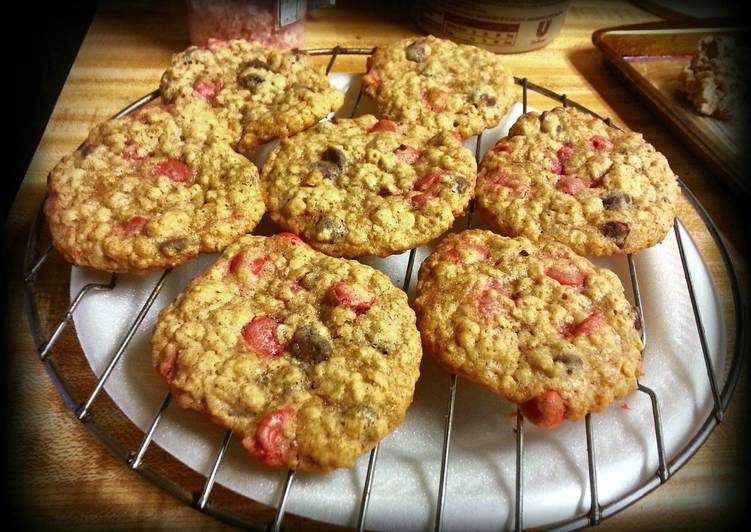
<box><xmin>414</xmin><ymin>229</ymin><xmax>643</xmax><ymax>428</ymax></box>
<box><xmin>151</xmin><ymin>233</ymin><xmax>422</xmax><ymax>471</ymax></box>
<box><xmin>45</xmin><ymin>102</ymin><xmax>265</xmax><ymax>273</ymax></box>
<box><xmin>362</xmin><ymin>35</ymin><xmax>516</xmax><ymax>139</ymax></box>
<box><xmin>160</xmin><ymin>39</ymin><xmax>344</xmax><ymax>155</ymax></box>
<box><xmin>261</xmin><ymin>114</ymin><xmax>477</xmax><ymax>257</ymax></box>
<box><xmin>476</xmin><ymin>107</ymin><xmax>680</xmax><ymax>255</ymax></box>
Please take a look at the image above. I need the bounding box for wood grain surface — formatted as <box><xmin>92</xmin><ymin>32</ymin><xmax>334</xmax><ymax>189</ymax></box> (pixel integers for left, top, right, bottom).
<box><xmin>5</xmin><ymin>1</ymin><xmax>747</xmax><ymax>529</ymax></box>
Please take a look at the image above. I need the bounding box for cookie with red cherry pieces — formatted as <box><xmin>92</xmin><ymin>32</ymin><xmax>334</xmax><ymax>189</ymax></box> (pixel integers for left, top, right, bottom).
<box><xmin>160</xmin><ymin>39</ymin><xmax>344</xmax><ymax>155</ymax></box>
<box><xmin>45</xmin><ymin>101</ymin><xmax>265</xmax><ymax>274</ymax></box>
<box><xmin>261</xmin><ymin>114</ymin><xmax>476</xmax><ymax>257</ymax></box>
<box><xmin>362</xmin><ymin>35</ymin><xmax>515</xmax><ymax>139</ymax></box>
<box><xmin>414</xmin><ymin>229</ymin><xmax>643</xmax><ymax>428</ymax></box>
<box><xmin>476</xmin><ymin>106</ymin><xmax>680</xmax><ymax>256</ymax></box>
<box><xmin>151</xmin><ymin>233</ymin><xmax>422</xmax><ymax>471</ymax></box>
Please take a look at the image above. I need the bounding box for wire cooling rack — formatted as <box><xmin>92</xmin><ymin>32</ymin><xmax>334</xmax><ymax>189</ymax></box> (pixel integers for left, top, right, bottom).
<box><xmin>23</xmin><ymin>47</ymin><xmax>745</xmax><ymax>531</ymax></box>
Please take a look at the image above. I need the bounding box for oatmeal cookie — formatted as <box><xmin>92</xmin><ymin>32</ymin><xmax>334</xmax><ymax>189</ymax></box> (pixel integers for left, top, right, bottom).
<box><xmin>151</xmin><ymin>233</ymin><xmax>422</xmax><ymax>471</ymax></box>
<box><xmin>678</xmin><ymin>35</ymin><xmax>746</xmax><ymax>120</ymax></box>
<box><xmin>45</xmin><ymin>102</ymin><xmax>265</xmax><ymax>273</ymax></box>
<box><xmin>261</xmin><ymin>115</ymin><xmax>477</xmax><ymax>257</ymax></box>
<box><xmin>476</xmin><ymin>107</ymin><xmax>680</xmax><ymax>256</ymax></box>
<box><xmin>414</xmin><ymin>230</ymin><xmax>643</xmax><ymax>428</ymax></box>
<box><xmin>160</xmin><ymin>39</ymin><xmax>344</xmax><ymax>155</ymax></box>
<box><xmin>362</xmin><ymin>35</ymin><xmax>515</xmax><ymax>139</ymax></box>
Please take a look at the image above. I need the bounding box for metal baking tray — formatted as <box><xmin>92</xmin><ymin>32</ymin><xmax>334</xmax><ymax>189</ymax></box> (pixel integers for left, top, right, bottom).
<box><xmin>592</xmin><ymin>18</ymin><xmax>748</xmax><ymax>197</ymax></box>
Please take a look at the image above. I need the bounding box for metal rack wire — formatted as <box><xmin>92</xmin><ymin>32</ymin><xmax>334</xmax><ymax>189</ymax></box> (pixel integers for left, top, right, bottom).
<box><xmin>23</xmin><ymin>47</ymin><xmax>745</xmax><ymax>531</ymax></box>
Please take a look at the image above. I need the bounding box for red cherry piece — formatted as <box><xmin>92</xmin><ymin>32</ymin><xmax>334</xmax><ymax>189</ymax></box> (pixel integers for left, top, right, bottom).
<box><xmin>449</xmin><ymin>131</ymin><xmax>463</xmax><ymax>143</ymax></box>
<box><xmin>409</xmin><ymin>193</ymin><xmax>434</xmax><ymax>206</ymax></box>
<box><xmin>123</xmin><ymin>215</ymin><xmax>148</xmax><ymax>233</ymax></box>
<box><xmin>275</xmin><ymin>232</ymin><xmax>304</xmax><ymax>245</ymax></box>
<box><xmin>472</xmin><ymin>278</ymin><xmax>513</xmax><ymax>321</ymax></box>
<box><xmin>445</xmin><ymin>242</ymin><xmax>489</xmax><ymax>264</ymax></box>
<box><xmin>328</xmin><ymin>281</ymin><xmax>375</xmax><ymax>314</ymax></box>
<box><xmin>483</xmin><ymin>167</ymin><xmax>525</xmax><ymax>192</ymax></box>
<box><xmin>557</xmin><ymin>143</ymin><xmax>574</xmax><ymax>161</ymax></box>
<box><xmin>421</xmin><ymin>89</ymin><xmax>449</xmax><ymax>111</ymax></box>
<box><xmin>228</xmin><ymin>251</ymin><xmax>246</xmax><ymax>274</ymax></box>
<box><xmin>368</xmin><ymin>119</ymin><xmax>399</xmax><ymax>133</ymax></box>
<box><xmin>549</xmin><ymin>159</ymin><xmax>564</xmax><ymax>175</ymax></box>
<box><xmin>394</xmin><ymin>144</ymin><xmax>420</xmax><ymax>164</ymax></box>
<box><xmin>250</xmin><ymin>256</ymin><xmax>269</xmax><ymax>276</ymax></box>
<box><xmin>152</xmin><ymin>159</ymin><xmax>192</xmax><ymax>183</ymax></box>
<box><xmin>545</xmin><ymin>266</ymin><xmax>586</xmax><ymax>287</ymax></box>
<box><xmin>590</xmin><ymin>135</ymin><xmax>610</xmax><ymax>151</ymax></box>
<box><xmin>574</xmin><ymin>312</ymin><xmax>605</xmax><ymax>336</ymax></box>
<box><xmin>520</xmin><ymin>390</ymin><xmax>566</xmax><ymax>429</ymax></box>
<box><xmin>192</xmin><ymin>79</ymin><xmax>219</xmax><ymax>100</ymax></box>
<box><xmin>414</xmin><ymin>170</ymin><xmax>444</xmax><ymax>191</ymax></box>
<box><xmin>555</xmin><ymin>176</ymin><xmax>587</xmax><ymax>195</ymax></box>
<box><xmin>494</xmin><ymin>143</ymin><xmax>513</xmax><ymax>153</ymax></box>
<box><xmin>564</xmin><ymin>312</ymin><xmax>606</xmax><ymax>338</ymax></box>
<box><xmin>229</xmin><ymin>252</ymin><xmax>269</xmax><ymax>276</ymax></box>
<box><xmin>158</xmin><ymin>352</ymin><xmax>178</xmax><ymax>382</ymax></box>
<box><xmin>242</xmin><ymin>316</ymin><xmax>283</xmax><ymax>357</ymax></box>
<box><xmin>242</xmin><ymin>407</ymin><xmax>297</xmax><ymax>467</ymax></box>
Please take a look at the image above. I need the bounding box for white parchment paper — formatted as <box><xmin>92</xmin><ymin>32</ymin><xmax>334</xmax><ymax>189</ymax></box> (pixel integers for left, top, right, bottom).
<box><xmin>70</xmin><ymin>75</ymin><xmax>725</xmax><ymax>531</ymax></box>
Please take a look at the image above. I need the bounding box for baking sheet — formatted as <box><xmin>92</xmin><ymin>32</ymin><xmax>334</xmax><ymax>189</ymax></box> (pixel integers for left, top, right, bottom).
<box><xmin>70</xmin><ymin>74</ymin><xmax>725</xmax><ymax>530</ymax></box>
<box><xmin>593</xmin><ymin>21</ymin><xmax>748</xmax><ymax>197</ymax></box>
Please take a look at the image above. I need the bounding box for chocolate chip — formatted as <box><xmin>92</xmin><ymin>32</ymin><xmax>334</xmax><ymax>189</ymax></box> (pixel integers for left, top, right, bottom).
<box><xmin>290</xmin><ymin>325</ymin><xmax>332</xmax><ymax>364</ymax></box>
<box><xmin>601</xmin><ymin>221</ymin><xmax>630</xmax><ymax>248</ymax></box>
<box><xmin>314</xmin><ymin>215</ymin><xmax>347</xmax><ymax>242</ymax></box>
<box><xmin>452</xmin><ymin>175</ymin><xmax>468</xmax><ymax>194</ymax></box>
<box><xmin>554</xmin><ymin>353</ymin><xmax>583</xmax><ymax>375</ymax></box>
<box><xmin>159</xmin><ymin>238</ymin><xmax>191</xmax><ymax>255</ymax></box>
<box><xmin>79</xmin><ymin>143</ymin><xmax>97</xmax><ymax>158</ymax></box>
<box><xmin>321</xmin><ymin>146</ymin><xmax>347</xmax><ymax>168</ymax></box>
<box><xmin>634</xmin><ymin>311</ymin><xmax>643</xmax><ymax>332</ymax></box>
<box><xmin>603</xmin><ymin>190</ymin><xmax>632</xmax><ymax>210</ymax></box>
<box><xmin>371</xmin><ymin>339</ymin><xmax>397</xmax><ymax>356</ymax></box>
<box><xmin>238</xmin><ymin>72</ymin><xmax>265</xmax><ymax>88</ymax></box>
<box><xmin>519</xmin><ymin>250</ymin><xmax>529</xmax><ymax>257</ymax></box>
<box><xmin>405</xmin><ymin>41</ymin><xmax>428</xmax><ymax>62</ymax></box>
<box><xmin>477</xmin><ymin>93</ymin><xmax>496</xmax><ymax>106</ymax></box>
<box><xmin>298</xmin><ymin>268</ymin><xmax>321</xmax><ymax>290</ymax></box>
<box><xmin>313</xmin><ymin>160</ymin><xmax>340</xmax><ymax>179</ymax></box>
<box><xmin>242</xmin><ymin>58</ymin><xmax>271</xmax><ymax>70</ymax></box>
<box><xmin>237</xmin><ymin>59</ymin><xmax>271</xmax><ymax>88</ymax></box>
<box><xmin>290</xmin><ymin>48</ymin><xmax>307</xmax><ymax>61</ymax></box>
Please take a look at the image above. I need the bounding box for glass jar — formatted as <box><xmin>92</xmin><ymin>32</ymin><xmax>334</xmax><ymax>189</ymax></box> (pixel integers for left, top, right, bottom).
<box><xmin>187</xmin><ymin>0</ymin><xmax>306</xmax><ymax>49</ymax></box>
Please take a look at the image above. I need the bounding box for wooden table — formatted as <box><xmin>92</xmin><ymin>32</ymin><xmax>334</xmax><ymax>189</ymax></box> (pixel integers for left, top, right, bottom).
<box><xmin>6</xmin><ymin>1</ymin><xmax>747</xmax><ymax>529</ymax></box>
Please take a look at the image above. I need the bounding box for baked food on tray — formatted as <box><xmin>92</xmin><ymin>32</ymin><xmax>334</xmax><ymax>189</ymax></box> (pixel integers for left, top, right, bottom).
<box><xmin>45</xmin><ymin>102</ymin><xmax>265</xmax><ymax>274</ymax></box>
<box><xmin>151</xmin><ymin>233</ymin><xmax>422</xmax><ymax>471</ymax></box>
<box><xmin>678</xmin><ymin>34</ymin><xmax>746</xmax><ymax>120</ymax></box>
<box><xmin>160</xmin><ymin>39</ymin><xmax>344</xmax><ymax>155</ymax></box>
<box><xmin>362</xmin><ymin>35</ymin><xmax>516</xmax><ymax>139</ymax></box>
<box><xmin>414</xmin><ymin>230</ymin><xmax>643</xmax><ymax>428</ymax></box>
<box><xmin>261</xmin><ymin>114</ymin><xmax>477</xmax><ymax>257</ymax></box>
<box><xmin>475</xmin><ymin>107</ymin><xmax>680</xmax><ymax>256</ymax></box>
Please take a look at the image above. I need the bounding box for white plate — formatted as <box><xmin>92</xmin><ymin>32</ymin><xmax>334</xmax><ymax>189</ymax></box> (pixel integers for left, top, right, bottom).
<box><xmin>70</xmin><ymin>74</ymin><xmax>725</xmax><ymax>531</ymax></box>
